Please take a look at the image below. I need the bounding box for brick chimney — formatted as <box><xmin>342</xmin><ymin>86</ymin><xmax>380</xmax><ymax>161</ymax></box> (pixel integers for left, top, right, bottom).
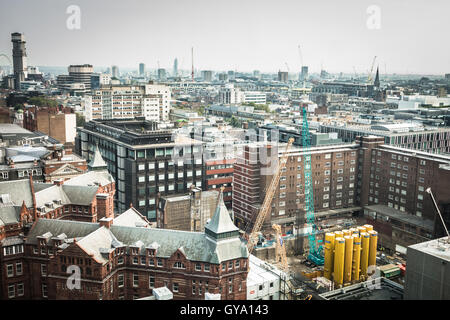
<box><xmin>96</xmin><ymin>193</ymin><xmax>113</xmax><ymax>220</ymax></box>
<box><xmin>99</xmin><ymin>217</ymin><xmax>113</xmax><ymax>228</ymax></box>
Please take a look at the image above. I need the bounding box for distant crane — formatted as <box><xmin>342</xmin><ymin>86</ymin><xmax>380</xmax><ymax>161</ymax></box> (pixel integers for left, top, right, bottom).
<box><xmin>367</xmin><ymin>56</ymin><xmax>377</xmax><ymax>83</ymax></box>
<box><xmin>297</xmin><ymin>45</ymin><xmax>304</xmax><ymax>68</ymax></box>
<box><xmin>246</xmin><ymin>138</ymin><xmax>295</xmax><ymax>254</ymax></box>
<box><xmin>426</xmin><ymin>187</ymin><xmax>450</xmax><ymax>239</ymax></box>
<box><xmin>285</xmin><ymin>62</ymin><xmax>290</xmax><ymax>72</ymax></box>
<box><xmin>191</xmin><ymin>47</ymin><xmax>194</xmax><ymax>82</ymax></box>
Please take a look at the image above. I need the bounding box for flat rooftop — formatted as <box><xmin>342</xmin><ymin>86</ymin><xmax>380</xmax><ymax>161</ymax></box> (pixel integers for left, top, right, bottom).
<box><xmin>319</xmin><ymin>277</ymin><xmax>404</xmax><ymax>300</ymax></box>
<box><xmin>364</xmin><ymin>204</ymin><xmax>434</xmax><ymax>231</ymax></box>
<box><xmin>408</xmin><ymin>236</ymin><xmax>450</xmax><ymax>262</ymax></box>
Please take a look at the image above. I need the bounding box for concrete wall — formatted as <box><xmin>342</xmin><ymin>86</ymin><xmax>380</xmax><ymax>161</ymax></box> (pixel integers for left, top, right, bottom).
<box><xmin>404</xmin><ymin>245</ymin><xmax>450</xmax><ymax>300</ymax></box>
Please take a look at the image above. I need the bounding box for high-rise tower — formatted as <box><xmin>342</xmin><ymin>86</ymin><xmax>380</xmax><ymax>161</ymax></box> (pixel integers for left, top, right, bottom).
<box><xmin>139</xmin><ymin>63</ymin><xmax>145</xmax><ymax>76</ymax></box>
<box><xmin>11</xmin><ymin>32</ymin><xmax>28</xmax><ymax>90</ymax></box>
<box><xmin>173</xmin><ymin>58</ymin><xmax>178</xmax><ymax>77</ymax></box>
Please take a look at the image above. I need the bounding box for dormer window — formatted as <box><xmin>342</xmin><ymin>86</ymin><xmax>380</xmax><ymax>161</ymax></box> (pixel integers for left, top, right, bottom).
<box><xmin>173</xmin><ymin>261</ymin><xmax>185</xmax><ymax>269</ymax></box>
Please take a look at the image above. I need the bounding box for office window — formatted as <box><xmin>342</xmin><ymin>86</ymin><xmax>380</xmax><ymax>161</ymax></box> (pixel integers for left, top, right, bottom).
<box><xmin>323</xmin><ymin>202</ymin><xmax>329</xmax><ymax>208</ymax></box>
<box><xmin>133</xmin><ymin>274</ymin><xmax>139</xmax><ymax>287</ymax></box>
<box><xmin>195</xmin><ymin>263</ymin><xmax>202</xmax><ymax>271</ymax></box>
<box><xmin>41</xmin><ymin>264</ymin><xmax>47</xmax><ymax>276</ymax></box>
<box><xmin>157</xmin><ymin>259</ymin><xmax>163</xmax><ymax>267</ymax></box>
<box><xmin>173</xmin><ymin>282</ymin><xmax>179</xmax><ymax>292</ymax></box>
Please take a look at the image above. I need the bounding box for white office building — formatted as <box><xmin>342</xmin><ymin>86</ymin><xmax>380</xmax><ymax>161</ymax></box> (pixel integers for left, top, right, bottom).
<box><xmin>90</xmin><ymin>84</ymin><xmax>171</xmax><ymax>121</ymax></box>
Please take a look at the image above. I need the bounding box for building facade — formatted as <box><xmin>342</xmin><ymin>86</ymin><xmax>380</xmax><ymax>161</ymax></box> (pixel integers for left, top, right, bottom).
<box><xmin>76</xmin><ymin>119</ymin><xmax>204</xmax><ymax>219</ymax></box>
<box><xmin>1</xmin><ymin>192</ymin><xmax>249</xmax><ymax>300</ymax></box>
<box><xmin>91</xmin><ymin>83</ymin><xmax>171</xmax><ymax>122</ymax></box>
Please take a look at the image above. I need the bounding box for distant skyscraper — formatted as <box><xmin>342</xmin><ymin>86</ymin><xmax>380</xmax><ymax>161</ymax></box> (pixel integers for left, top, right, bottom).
<box><xmin>253</xmin><ymin>70</ymin><xmax>261</xmax><ymax>80</ymax></box>
<box><xmin>158</xmin><ymin>68</ymin><xmax>166</xmax><ymax>81</ymax></box>
<box><xmin>299</xmin><ymin>66</ymin><xmax>309</xmax><ymax>81</ymax></box>
<box><xmin>173</xmin><ymin>58</ymin><xmax>178</xmax><ymax>77</ymax></box>
<box><xmin>112</xmin><ymin>65</ymin><xmax>119</xmax><ymax>78</ymax></box>
<box><xmin>68</xmin><ymin>64</ymin><xmax>94</xmax><ymax>91</ymax></box>
<box><xmin>139</xmin><ymin>63</ymin><xmax>145</xmax><ymax>76</ymax></box>
<box><xmin>227</xmin><ymin>71</ymin><xmax>235</xmax><ymax>80</ymax></box>
<box><xmin>11</xmin><ymin>32</ymin><xmax>28</xmax><ymax>90</ymax></box>
<box><xmin>202</xmin><ymin>70</ymin><xmax>213</xmax><ymax>82</ymax></box>
<box><xmin>278</xmin><ymin>71</ymin><xmax>288</xmax><ymax>82</ymax></box>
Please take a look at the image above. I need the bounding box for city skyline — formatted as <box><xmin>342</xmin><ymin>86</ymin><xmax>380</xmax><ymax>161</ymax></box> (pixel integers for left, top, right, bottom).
<box><xmin>0</xmin><ymin>0</ymin><xmax>449</xmax><ymax>75</ymax></box>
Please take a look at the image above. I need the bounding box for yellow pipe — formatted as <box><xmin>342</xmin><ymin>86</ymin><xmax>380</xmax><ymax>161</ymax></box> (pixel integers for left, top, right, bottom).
<box><xmin>323</xmin><ymin>233</ymin><xmax>335</xmax><ymax>280</ymax></box>
<box><xmin>334</xmin><ymin>231</ymin><xmax>343</xmax><ymax>238</ymax></box>
<box><xmin>357</xmin><ymin>226</ymin><xmax>366</xmax><ymax>236</ymax></box>
<box><xmin>333</xmin><ymin>237</ymin><xmax>345</xmax><ymax>286</ymax></box>
<box><xmin>368</xmin><ymin>230</ymin><xmax>378</xmax><ymax>277</ymax></box>
<box><xmin>343</xmin><ymin>236</ymin><xmax>353</xmax><ymax>284</ymax></box>
<box><xmin>360</xmin><ymin>232</ymin><xmax>370</xmax><ymax>279</ymax></box>
<box><xmin>351</xmin><ymin>234</ymin><xmax>361</xmax><ymax>281</ymax></box>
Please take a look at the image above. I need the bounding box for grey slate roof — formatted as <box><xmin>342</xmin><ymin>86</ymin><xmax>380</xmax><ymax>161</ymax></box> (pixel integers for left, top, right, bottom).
<box><xmin>64</xmin><ymin>170</ymin><xmax>114</xmax><ymax>187</ymax></box>
<box><xmin>0</xmin><ymin>205</ymin><xmax>21</xmax><ymax>226</ymax></box>
<box><xmin>25</xmin><ymin>219</ymin><xmax>101</xmax><ymax>245</ymax></box>
<box><xmin>0</xmin><ymin>180</ymin><xmax>33</xmax><ymax>207</ymax></box>
<box><xmin>77</xmin><ymin>227</ymin><xmax>123</xmax><ymax>264</ymax></box>
<box><xmin>62</xmin><ymin>185</ymin><xmax>99</xmax><ymax>205</ymax></box>
<box><xmin>113</xmin><ymin>207</ymin><xmax>150</xmax><ymax>228</ymax></box>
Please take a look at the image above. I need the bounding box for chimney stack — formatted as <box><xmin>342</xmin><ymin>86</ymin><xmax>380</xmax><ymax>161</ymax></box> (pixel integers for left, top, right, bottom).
<box><xmin>99</xmin><ymin>217</ymin><xmax>113</xmax><ymax>228</ymax></box>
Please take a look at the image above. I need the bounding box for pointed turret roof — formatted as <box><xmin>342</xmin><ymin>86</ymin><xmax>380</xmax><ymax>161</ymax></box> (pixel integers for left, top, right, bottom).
<box><xmin>374</xmin><ymin>66</ymin><xmax>380</xmax><ymax>88</ymax></box>
<box><xmin>205</xmin><ymin>191</ymin><xmax>239</xmax><ymax>240</ymax></box>
<box><xmin>88</xmin><ymin>144</ymin><xmax>108</xmax><ymax>171</ymax></box>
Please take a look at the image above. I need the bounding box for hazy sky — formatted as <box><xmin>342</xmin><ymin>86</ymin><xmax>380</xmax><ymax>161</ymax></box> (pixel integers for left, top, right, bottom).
<box><xmin>0</xmin><ymin>0</ymin><xmax>449</xmax><ymax>75</ymax></box>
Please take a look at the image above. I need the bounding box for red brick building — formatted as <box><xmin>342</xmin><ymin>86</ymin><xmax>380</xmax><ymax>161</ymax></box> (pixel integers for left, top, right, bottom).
<box><xmin>0</xmin><ymin>150</ymin><xmax>116</xmax><ymax>299</ymax></box>
<box><xmin>23</xmin><ymin>105</ymin><xmax>76</xmax><ymax>146</ymax></box>
<box><xmin>2</xmin><ymin>192</ymin><xmax>249</xmax><ymax>300</ymax></box>
<box><xmin>204</xmin><ymin>158</ymin><xmax>234</xmax><ymax>207</ymax></box>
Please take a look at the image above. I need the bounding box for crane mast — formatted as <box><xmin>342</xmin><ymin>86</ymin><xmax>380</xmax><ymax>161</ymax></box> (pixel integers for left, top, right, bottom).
<box><xmin>302</xmin><ymin>107</ymin><xmax>324</xmax><ymax>265</ymax></box>
<box><xmin>247</xmin><ymin>138</ymin><xmax>294</xmax><ymax>254</ymax></box>
<box><xmin>273</xmin><ymin>223</ymin><xmax>289</xmax><ymax>271</ymax></box>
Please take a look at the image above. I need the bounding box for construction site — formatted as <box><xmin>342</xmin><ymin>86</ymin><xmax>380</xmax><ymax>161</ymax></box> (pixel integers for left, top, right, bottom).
<box><xmin>240</xmin><ymin>107</ymin><xmax>408</xmax><ymax>300</ymax></box>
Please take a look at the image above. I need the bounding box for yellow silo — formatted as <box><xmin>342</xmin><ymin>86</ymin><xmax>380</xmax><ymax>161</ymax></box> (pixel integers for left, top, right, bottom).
<box><xmin>343</xmin><ymin>236</ymin><xmax>353</xmax><ymax>284</ymax></box>
<box><xmin>333</xmin><ymin>237</ymin><xmax>345</xmax><ymax>286</ymax></box>
<box><xmin>351</xmin><ymin>234</ymin><xmax>361</xmax><ymax>281</ymax></box>
<box><xmin>364</xmin><ymin>224</ymin><xmax>374</xmax><ymax>232</ymax></box>
<box><xmin>368</xmin><ymin>230</ymin><xmax>378</xmax><ymax>276</ymax></box>
<box><xmin>324</xmin><ymin>233</ymin><xmax>335</xmax><ymax>280</ymax></box>
<box><xmin>360</xmin><ymin>232</ymin><xmax>370</xmax><ymax>279</ymax></box>
<box><xmin>334</xmin><ymin>231</ymin><xmax>343</xmax><ymax>238</ymax></box>
<box><xmin>357</xmin><ymin>226</ymin><xmax>366</xmax><ymax>236</ymax></box>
